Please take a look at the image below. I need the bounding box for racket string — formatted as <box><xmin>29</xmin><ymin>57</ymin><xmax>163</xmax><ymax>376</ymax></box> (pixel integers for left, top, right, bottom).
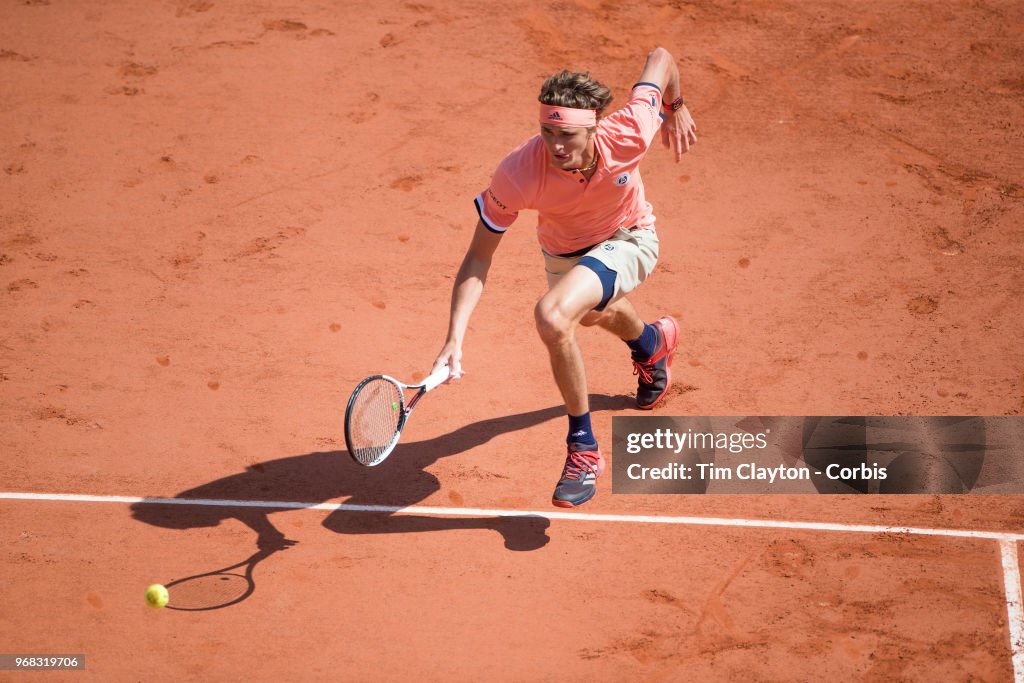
<box><xmin>347</xmin><ymin>379</ymin><xmax>403</xmax><ymax>465</ymax></box>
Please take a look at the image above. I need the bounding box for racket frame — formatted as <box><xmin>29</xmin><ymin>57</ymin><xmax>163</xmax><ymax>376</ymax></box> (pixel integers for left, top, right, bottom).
<box><xmin>344</xmin><ymin>364</ymin><xmax>449</xmax><ymax>467</ymax></box>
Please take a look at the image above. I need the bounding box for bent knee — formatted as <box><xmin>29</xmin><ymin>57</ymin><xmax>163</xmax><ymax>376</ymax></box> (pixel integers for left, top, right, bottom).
<box><xmin>534</xmin><ymin>297</ymin><xmax>573</xmax><ymax>344</ymax></box>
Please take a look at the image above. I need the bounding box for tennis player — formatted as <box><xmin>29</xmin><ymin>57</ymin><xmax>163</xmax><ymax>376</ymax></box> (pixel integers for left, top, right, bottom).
<box><xmin>432</xmin><ymin>47</ymin><xmax>697</xmax><ymax>508</ymax></box>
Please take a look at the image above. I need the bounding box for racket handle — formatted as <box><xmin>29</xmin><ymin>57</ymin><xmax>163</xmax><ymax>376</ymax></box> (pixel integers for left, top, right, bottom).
<box><xmin>423</xmin><ymin>363</ymin><xmax>451</xmax><ymax>392</ymax></box>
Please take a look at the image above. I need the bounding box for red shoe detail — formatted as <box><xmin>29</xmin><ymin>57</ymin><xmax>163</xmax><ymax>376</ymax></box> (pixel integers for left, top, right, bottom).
<box><xmin>634</xmin><ymin>316</ymin><xmax>679</xmax><ymax>410</ymax></box>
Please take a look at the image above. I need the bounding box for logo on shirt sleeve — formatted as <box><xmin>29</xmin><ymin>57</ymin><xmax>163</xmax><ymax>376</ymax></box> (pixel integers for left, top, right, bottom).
<box><xmin>615</xmin><ymin>172</ymin><xmax>631</xmax><ymax>186</ymax></box>
<box><xmin>487</xmin><ymin>188</ymin><xmax>508</xmax><ymax>211</ymax></box>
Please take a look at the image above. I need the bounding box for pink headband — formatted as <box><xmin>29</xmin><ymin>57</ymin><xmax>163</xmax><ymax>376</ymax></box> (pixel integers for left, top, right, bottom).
<box><xmin>539</xmin><ymin>104</ymin><xmax>596</xmax><ymax>128</ymax></box>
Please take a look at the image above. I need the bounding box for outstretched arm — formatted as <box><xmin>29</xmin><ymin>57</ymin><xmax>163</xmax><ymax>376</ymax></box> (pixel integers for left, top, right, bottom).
<box><xmin>432</xmin><ymin>219</ymin><xmax>503</xmax><ymax>380</ymax></box>
<box><xmin>636</xmin><ymin>47</ymin><xmax>697</xmax><ymax>162</ymax></box>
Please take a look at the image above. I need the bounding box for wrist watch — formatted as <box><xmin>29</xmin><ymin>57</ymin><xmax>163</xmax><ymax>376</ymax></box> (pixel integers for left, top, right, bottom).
<box><xmin>664</xmin><ymin>95</ymin><xmax>685</xmax><ymax>112</ymax></box>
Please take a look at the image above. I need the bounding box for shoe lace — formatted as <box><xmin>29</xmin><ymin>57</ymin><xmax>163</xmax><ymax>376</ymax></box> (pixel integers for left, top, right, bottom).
<box><xmin>562</xmin><ymin>450</ymin><xmax>600</xmax><ymax>481</ymax></box>
<box><xmin>632</xmin><ymin>359</ymin><xmax>654</xmax><ymax>384</ymax></box>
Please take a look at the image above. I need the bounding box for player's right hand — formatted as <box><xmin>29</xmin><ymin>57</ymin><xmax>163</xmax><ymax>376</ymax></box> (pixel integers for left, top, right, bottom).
<box><xmin>432</xmin><ymin>342</ymin><xmax>464</xmax><ymax>382</ymax></box>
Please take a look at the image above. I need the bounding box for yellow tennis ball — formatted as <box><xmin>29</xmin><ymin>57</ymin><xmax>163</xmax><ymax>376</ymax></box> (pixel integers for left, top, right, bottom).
<box><xmin>145</xmin><ymin>583</ymin><xmax>169</xmax><ymax>609</ymax></box>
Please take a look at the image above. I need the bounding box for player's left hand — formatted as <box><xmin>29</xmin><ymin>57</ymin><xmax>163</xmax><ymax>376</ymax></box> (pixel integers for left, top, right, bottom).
<box><xmin>661</xmin><ymin>104</ymin><xmax>697</xmax><ymax>162</ymax></box>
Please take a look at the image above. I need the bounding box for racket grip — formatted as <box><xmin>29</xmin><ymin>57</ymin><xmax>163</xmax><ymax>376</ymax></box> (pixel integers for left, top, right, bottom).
<box><xmin>423</xmin><ymin>363</ymin><xmax>451</xmax><ymax>392</ymax></box>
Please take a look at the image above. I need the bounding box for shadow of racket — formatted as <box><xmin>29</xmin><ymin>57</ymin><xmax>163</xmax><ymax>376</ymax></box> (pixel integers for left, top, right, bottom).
<box><xmin>164</xmin><ymin>538</ymin><xmax>296</xmax><ymax>611</ymax></box>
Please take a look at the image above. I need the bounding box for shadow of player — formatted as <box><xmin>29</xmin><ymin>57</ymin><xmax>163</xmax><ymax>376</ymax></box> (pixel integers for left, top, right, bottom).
<box><xmin>757</xmin><ymin>416</ymin><xmax>991</xmax><ymax>493</ymax></box>
<box><xmin>131</xmin><ymin>394</ymin><xmax>633</xmax><ymax>554</ymax></box>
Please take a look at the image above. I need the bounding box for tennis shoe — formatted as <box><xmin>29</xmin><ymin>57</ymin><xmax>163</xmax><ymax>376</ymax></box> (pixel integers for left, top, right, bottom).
<box><xmin>552</xmin><ymin>443</ymin><xmax>605</xmax><ymax>508</ymax></box>
<box><xmin>632</xmin><ymin>316</ymin><xmax>679</xmax><ymax>410</ymax></box>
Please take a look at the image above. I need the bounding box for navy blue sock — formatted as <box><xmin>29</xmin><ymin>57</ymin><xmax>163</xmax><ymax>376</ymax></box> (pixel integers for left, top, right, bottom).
<box><xmin>626</xmin><ymin>323</ymin><xmax>659</xmax><ymax>360</ymax></box>
<box><xmin>567</xmin><ymin>412</ymin><xmax>597</xmax><ymax>447</ymax></box>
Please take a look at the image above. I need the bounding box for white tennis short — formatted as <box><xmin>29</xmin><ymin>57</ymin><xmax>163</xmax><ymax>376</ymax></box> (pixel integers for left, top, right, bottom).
<box><xmin>541</xmin><ymin>226</ymin><xmax>660</xmax><ymax>308</ymax></box>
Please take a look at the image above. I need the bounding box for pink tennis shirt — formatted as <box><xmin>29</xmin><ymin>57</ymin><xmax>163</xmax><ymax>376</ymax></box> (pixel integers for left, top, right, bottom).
<box><xmin>474</xmin><ymin>82</ymin><xmax>664</xmax><ymax>255</ymax></box>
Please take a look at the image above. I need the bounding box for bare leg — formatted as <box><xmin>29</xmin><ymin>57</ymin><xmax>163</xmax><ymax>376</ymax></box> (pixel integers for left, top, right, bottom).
<box><xmin>581</xmin><ymin>296</ymin><xmax>645</xmax><ymax>341</ymax></box>
<box><xmin>534</xmin><ymin>266</ymin><xmax>606</xmax><ymax>416</ymax></box>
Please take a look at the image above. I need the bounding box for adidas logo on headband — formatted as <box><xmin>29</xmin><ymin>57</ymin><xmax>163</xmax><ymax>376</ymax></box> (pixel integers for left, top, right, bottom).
<box><xmin>539</xmin><ymin>104</ymin><xmax>596</xmax><ymax>127</ymax></box>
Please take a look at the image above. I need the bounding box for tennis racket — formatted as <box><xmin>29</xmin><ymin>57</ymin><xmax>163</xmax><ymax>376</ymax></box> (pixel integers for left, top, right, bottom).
<box><xmin>344</xmin><ymin>364</ymin><xmax>450</xmax><ymax>467</ymax></box>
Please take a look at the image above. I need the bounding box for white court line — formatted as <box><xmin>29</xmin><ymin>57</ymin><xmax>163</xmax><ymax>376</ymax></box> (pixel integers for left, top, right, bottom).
<box><xmin>1001</xmin><ymin>540</ymin><xmax>1024</xmax><ymax>683</ymax></box>
<box><xmin>3</xmin><ymin>490</ymin><xmax>1023</xmax><ymax>680</ymax></box>
<box><xmin>2</xmin><ymin>490</ymin><xmax>1024</xmax><ymax>541</ymax></box>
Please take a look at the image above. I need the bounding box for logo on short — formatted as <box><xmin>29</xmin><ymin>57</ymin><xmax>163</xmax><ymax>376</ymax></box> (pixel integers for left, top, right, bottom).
<box><xmin>603</xmin><ymin>243</ymin><xmax>615</xmax><ymax>252</ymax></box>
<box><xmin>615</xmin><ymin>172</ymin><xmax>630</xmax><ymax>186</ymax></box>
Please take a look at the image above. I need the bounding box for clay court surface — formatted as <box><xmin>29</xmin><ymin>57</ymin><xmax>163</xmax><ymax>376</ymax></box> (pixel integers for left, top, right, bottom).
<box><xmin>2</xmin><ymin>0</ymin><xmax>1023</xmax><ymax>680</ymax></box>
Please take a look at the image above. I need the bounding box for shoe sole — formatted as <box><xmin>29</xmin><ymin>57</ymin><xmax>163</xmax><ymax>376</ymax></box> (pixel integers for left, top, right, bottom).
<box><xmin>638</xmin><ymin>316</ymin><xmax>678</xmax><ymax>410</ymax></box>
<box><xmin>551</xmin><ymin>490</ymin><xmax>596</xmax><ymax>508</ymax></box>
